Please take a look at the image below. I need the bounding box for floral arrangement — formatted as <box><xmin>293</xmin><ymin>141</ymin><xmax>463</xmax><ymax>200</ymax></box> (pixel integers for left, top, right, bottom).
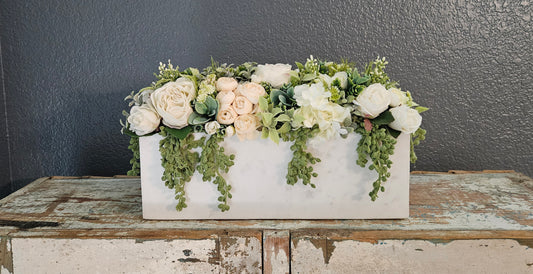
<box><xmin>121</xmin><ymin>56</ymin><xmax>427</xmax><ymax>212</ymax></box>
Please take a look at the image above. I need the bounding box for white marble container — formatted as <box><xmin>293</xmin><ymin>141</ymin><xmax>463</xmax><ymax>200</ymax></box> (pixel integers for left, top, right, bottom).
<box><xmin>140</xmin><ymin>133</ymin><xmax>410</xmax><ymax>219</ymax></box>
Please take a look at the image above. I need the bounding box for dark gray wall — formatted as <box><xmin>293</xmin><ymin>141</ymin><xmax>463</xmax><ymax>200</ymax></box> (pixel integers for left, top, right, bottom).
<box><xmin>1</xmin><ymin>0</ymin><xmax>532</xmax><ymax>198</ymax></box>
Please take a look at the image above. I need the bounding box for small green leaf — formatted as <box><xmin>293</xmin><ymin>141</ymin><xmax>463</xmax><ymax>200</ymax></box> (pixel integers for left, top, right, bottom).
<box><xmin>165</xmin><ymin>126</ymin><xmax>192</xmax><ymax>139</ymax></box>
<box><xmin>192</xmin><ymin>116</ymin><xmax>209</xmax><ymax>125</ymax></box>
<box><xmin>295</xmin><ymin>62</ymin><xmax>304</xmax><ymax>71</ymax></box>
<box><xmin>258</xmin><ymin>96</ymin><xmax>268</xmax><ymax>111</ymax></box>
<box><xmin>275</xmin><ymin>114</ymin><xmax>291</xmax><ymax>122</ymax></box>
<box><xmin>356</xmin><ymin>75</ymin><xmax>370</xmax><ymax>84</ymax></box>
<box><xmin>386</xmin><ymin>126</ymin><xmax>402</xmax><ymax>138</ymax></box>
<box><xmin>261</xmin><ymin>127</ymin><xmax>269</xmax><ymax>139</ymax></box>
<box><xmin>269</xmin><ymin>128</ymin><xmax>280</xmax><ymax>144</ymax></box>
<box><xmin>262</xmin><ymin>112</ymin><xmax>274</xmax><ymax>126</ymax></box>
<box><xmin>271</xmin><ymin>107</ymin><xmax>283</xmax><ymax>116</ymax></box>
<box><xmin>372</xmin><ymin>110</ymin><xmax>395</xmax><ymax>125</ymax></box>
<box><xmin>205</xmin><ymin>96</ymin><xmax>218</xmax><ymax>112</ymax></box>
<box><xmin>195</xmin><ymin>103</ymin><xmax>208</xmax><ymax>115</ymax></box>
<box><xmin>278</xmin><ymin>122</ymin><xmax>291</xmax><ymax>134</ymax></box>
<box><xmin>415</xmin><ymin>106</ymin><xmax>429</xmax><ymax>113</ymax></box>
<box><xmin>122</xmin><ymin>126</ymin><xmax>139</xmax><ymax>137</ymax></box>
<box><xmin>302</xmin><ymin>74</ymin><xmax>316</xmax><ymax>82</ymax></box>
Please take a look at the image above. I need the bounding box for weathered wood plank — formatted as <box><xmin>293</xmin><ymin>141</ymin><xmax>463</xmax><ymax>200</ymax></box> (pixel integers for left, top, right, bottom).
<box><xmin>9</xmin><ymin>232</ymin><xmax>261</xmax><ymax>273</ymax></box>
<box><xmin>0</xmin><ymin>173</ymin><xmax>532</xmax><ymax>236</ymax></box>
<box><xmin>291</xmin><ymin>237</ymin><xmax>533</xmax><ymax>273</ymax></box>
<box><xmin>263</xmin><ymin>230</ymin><xmax>290</xmax><ymax>274</ymax></box>
<box><xmin>0</xmin><ymin>237</ymin><xmax>13</xmax><ymax>274</ymax></box>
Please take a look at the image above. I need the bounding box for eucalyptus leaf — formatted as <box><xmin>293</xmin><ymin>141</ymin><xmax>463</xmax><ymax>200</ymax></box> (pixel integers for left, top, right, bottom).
<box><xmin>205</xmin><ymin>96</ymin><xmax>218</xmax><ymax>111</ymax></box>
<box><xmin>195</xmin><ymin>103</ymin><xmax>208</xmax><ymax>115</ymax></box>
<box><xmin>192</xmin><ymin>116</ymin><xmax>209</xmax><ymax>125</ymax></box>
<box><xmin>165</xmin><ymin>126</ymin><xmax>192</xmax><ymax>139</ymax></box>
<box><xmin>372</xmin><ymin>110</ymin><xmax>395</xmax><ymax>125</ymax></box>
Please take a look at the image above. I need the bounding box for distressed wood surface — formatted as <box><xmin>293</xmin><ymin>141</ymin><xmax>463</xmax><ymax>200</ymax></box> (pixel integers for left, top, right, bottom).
<box><xmin>263</xmin><ymin>230</ymin><xmax>290</xmax><ymax>274</ymax></box>
<box><xmin>0</xmin><ymin>172</ymin><xmax>531</xmax><ymax>238</ymax></box>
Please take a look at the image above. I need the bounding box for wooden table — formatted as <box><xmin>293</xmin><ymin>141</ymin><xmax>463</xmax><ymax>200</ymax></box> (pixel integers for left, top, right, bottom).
<box><xmin>0</xmin><ymin>172</ymin><xmax>532</xmax><ymax>273</ymax></box>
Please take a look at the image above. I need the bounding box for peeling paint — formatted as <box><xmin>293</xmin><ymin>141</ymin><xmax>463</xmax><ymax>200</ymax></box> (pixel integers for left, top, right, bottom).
<box><xmin>308</xmin><ymin>238</ymin><xmax>336</xmax><ymax>264</ymax></box>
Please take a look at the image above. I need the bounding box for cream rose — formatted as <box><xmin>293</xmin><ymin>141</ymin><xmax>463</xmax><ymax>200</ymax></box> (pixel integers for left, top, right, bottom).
<box><xmin>294</xmin><ymin>83</ymin><xmax>330</xmax><ymax>108</ymax></box>
<box><xmin>251</xmin><ymin>63</ymin><xmax>292</xmax><ymax>88</ymax></box>
<box><xmin>232</xmin><ymin>95</ymin><xmax>254</xmax><ymax>115</ymax></box>
<box><xmin>216</xmin><ymin>105</ymin><xmax>238</xmax><ymax>125</ymax></box>
<box><xmin>235</xmin><ymin>82</ymin><xmax>266</xmax><ymax>104</ymax></box>
<box><xmin>389</xmin><ymin>105</ymin><xmax>422</xmax><ymax>134</ymax></box>
<box><xmin>354</xmin><ymin>83</ymin><xmax>391</xmax><ymax>118</ymax></box>
<box><xmin>225</xmin><ymin>125</ymin><xmax>235</xmax><ymax>137</ymax></box>
<box><xmin>389</xmin><ymin>87</ymin><xmax>408</xmax><ymax>107</ymax></box>
<box><xmin>204</xmin><ymin>121</ymin><xmax>221</xmax><ymax>135</ymax></box>
<box><xmin>234</xmin><ymin>114</ymin><xmax>259</xmax><ymax>141</ymax></box>
<box><xmin>216</xmin><ymin>77</ymin><xmax>238</xmax><ymax>92</ymax></box>
<box><xmin>127</xmin><ymin>105</ymin><xmax>160</xmax><ymax>135</ymax></box>
<box><xmin>216</xmin><ymin>90</ymin><xmax>236</xmax><ymax>106</ymax></box>
<box><xmin>151</xmin><ymin>79</ymin><xmax>195</xmax><ymax>129</ymax></box>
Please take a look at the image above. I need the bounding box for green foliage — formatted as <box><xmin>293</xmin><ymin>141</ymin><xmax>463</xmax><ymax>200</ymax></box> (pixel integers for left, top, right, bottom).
<box><xmin>270</xmin><ymin>87</ymin><xmax>296</xmax><ymax>109</ymax></box>
<box><xmin>346</xmin><ymin>70</ymin><xmax>371</xmax><ymax>97</ymax></box>
<box><xmin>355</xmin><ymin>122</ymin><xmax>397</xmax><ymax>201</ymax></box>
<box><xmin>189</xmin><ymin>96</ymin><xmax>219</xmax><ymax>125</ymax></box>
<box><xmin>284</xmin><ymin>128</ymin><xmax>321</xmax><ymax>188</ymax></box>
<box><xmin>257</xmin><ymin>96</ymin><xmax>293</xmax><ymax>144</ymax></box>
<box><xmin>410</xmin><ymin>128</ymin><xmax>427</xmax><ymax>163</ymax></box>
<box><xmin>197</xmin><ymin>135</ymin><xmax>235</xmax><ymax>212</ymax></box>
<box><xmin>203</xmin><ymin>58</ymin><xmax>257</xmax><ymax>81</ymax></box>
<box><xmin>164</xmin><ymin>126</ymin><xmax>193</xmax><ymax>140</ymax></box>
<box><xmin>127</xmin><ymin>137</ymin><xmax>140</xmax><ymax>176</ymax></box>
<box><xmin>159</xmin><ymin>129</ymin><xmax>204</xmax><ymax>211</ymax></box>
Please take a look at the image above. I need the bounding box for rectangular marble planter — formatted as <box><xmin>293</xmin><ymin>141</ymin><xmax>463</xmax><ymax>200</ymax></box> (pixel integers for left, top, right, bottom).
<box><xmin>140</xmin><ymin>133</ymin><xmax>410</xmax><ymax>219</ymax></box>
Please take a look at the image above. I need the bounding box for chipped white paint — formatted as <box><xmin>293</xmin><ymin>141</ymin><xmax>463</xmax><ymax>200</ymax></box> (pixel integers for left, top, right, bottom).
<box><xmin>140</xmin><ymin>133</ymin><xmax>410</xmax><ymax>219</ymax></box>
<box><xmin>11</xmin><ymin>238</ymin><xmax>256</xmax><ymax>273</ymax></box>
<box><xmin>0</xmin><ymin>266</ymin><xmax>11</xmax><ymax>274</ymax></box>
<box><xmin>292</xmin><ymin>238</ymin><xmax>533</xmax><ymax>273</ymax></box>
<box><xmin>266</xmin><ymin>245</ymin><xmax>289</xmax><ymax>274</ymax></box>
<box><xmin>220</xmin><ymin>237</ymin><xmax>262</xmax><ymax>273</ymax></box>
<box><xmin>263</xmin><ymin>230</ymin><xmax>290</xmax><ymax>274</ymax></box>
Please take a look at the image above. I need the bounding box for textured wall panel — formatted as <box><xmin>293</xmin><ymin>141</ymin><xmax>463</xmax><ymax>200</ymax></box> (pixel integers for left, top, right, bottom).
<box><xmin>0</xmin><ymin>0</ymin><xmax>531</xmax><ymax>197</ymax></box>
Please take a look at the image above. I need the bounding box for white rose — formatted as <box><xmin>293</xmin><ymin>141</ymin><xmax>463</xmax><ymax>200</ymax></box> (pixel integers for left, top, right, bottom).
<box><xmin>234</xmin><ymin>114</ymin><xmax>259</xmax><ymax>141</ymax></box>
<box><xmin>127</xmin><ymin>105</ymin><xmax>160</xmax><ymax>135</ymax></box>
<box><xmin>294</xmin><ymin>106</ymin><xmax>318</xmax><ymax>128</ymax></box>
<box><xmin>235</xmin><ymin>82</ymin><xmax>266</xmax><ymax>104</ymax></box>
<box><xmin>251</xmin><ymin>63</ymin><xmax>292</xmax><ymax>88</ymax></box>
<box><xmin>204</xmin><ymin>121</ymin><xmax>221</xmax><ymax>135</ymax></box>
<box><xmin>216</xmin><ymin>77</ymin><xmax>238</xmax><ymax>92</ymax></box>
<box><xmin>318</xmin><ymin>72</ymin><xmax>348</xmax><ymax>90</ymax></box>
<box><xmin>151</xmin><ymin>80</ymin><xmax>195</xmax><ymax>129</ymax></box>
<box><xmin>333</xmin><ymin>72</ymin><xmax>348</xmax><ymax>89</ymax></box>
<box><xmin>389</xmin><ymin>105</ymin><xmax>422</xmax><ymax>134</ymax></box>
<box><xmin>216</xmin><ymin>105</ymin><xmax>238</xmax><ymax>125</ymax></box>
<box><xmin>389</xmin><ymin>87</ymin><xmax>408</xmax><ymax>107</ymax></box>
<box><xmin>216</xmin><ymin>90</ymin><xmax>236</xmax><ymax>106</ymax></box>
<box><xmin>354</xmin><ymin>83</ymin><xmax>391</xmax><ymax>118</ymax></box>
<box><xmin>225</xmin><ymin>125</ymin><xmax>235</xmax><ymax>137</ymax></box>
<box><xmin>294</xmin><ymin>83</ymin><xmax>331</xmax><ymax>109</ymax></box>
<box><xmin>232</xmin><ymin>95</ymin><xmax>254</xmax><ymax>115</ymax></box>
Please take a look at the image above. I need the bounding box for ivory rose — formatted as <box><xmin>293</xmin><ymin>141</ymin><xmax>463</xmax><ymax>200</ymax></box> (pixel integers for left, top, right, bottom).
<box><xmin>127</xmin><ymin>105</ymin><xmax>160</xmax><ymax>135</ymax></box>
<box><xmin>234</xmin><ymin>114</ymin><xmax>259</xmax><ymax>141</ymax></box>
<box><xmin>151</xmin><ymin>78</ymin><xmax>196</xmax><ymax>129</ymax></box>
<box><xmin>388</xmin><ymin>105</ymin><xmax>422</xmax><ymax>134</ymax></box>
<box><xmin>216</xmin><ymin>77</ymin><xmax>238</xmax><ymax>92</ymax></box>
<box><xmin>204</xmin><ymin>121</ymin><xmax>221</xmax><ymax>135</ymax></box>
<box><xmin>216</xmin><ymin>91</ymin><xmax>236</xmax><ymax>106</ymax></box>
<box><xmin>235</xmin><ymin>82</ymin><xmax>266</xmax><ymax>104</ymax></box>
<box><xmin>293</xmin><ymin>83</ymin><xmax>330</xmax><ymax>108</ymax></box>
<box><xmin>251</xmin><ymin>63</ymin><xmax>292</xmax><ymax>88</ymax></box>
<box><xmin>389</xmin><ymin>87</ymin><xmax>408</xmax><ymax>107</ymax></box>
<box><xmin>354</xmin><ymin>83</ymin><xmax>391</xmax><ymax>118</ymax></box>
<box><xmin>216</xmin><ymin>105</ymin><xmax>238</xmax><ymax>125</ymax></box>
<box><xmin>225</xmin><ymin>125</ymin><xmax>235</xmax><ymax>137</ymax></box>
<box><xmin>232</xmin><ymin>95</ymin><xmax>254</xmax><ymax>115</ymax></box>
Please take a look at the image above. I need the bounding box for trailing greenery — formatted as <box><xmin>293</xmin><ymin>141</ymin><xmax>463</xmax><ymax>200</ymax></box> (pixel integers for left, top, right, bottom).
<box><xmin>284</xmin><ymin>127</ymin><xmax>321</xmax><ymax>188</ymax></box>
<box><xmin>410</xmin><ymin>128</ymin><xmax>427</xmax><ymax>163</ymax></box>
<box><xmin>159</xmin><ymin>127</ymin><xmax>204</xmax><ymax>211</ymax></box>
<box><xmin>197</xmin><ymin>134</ymin><xmax>235</xmax><ymax>212</ymax></box>
<box><xmin>127</xmin><ymin>137</ymin><xmax>140</xmax><ymax>176</ymax></box>
<box><xmin>355</xmin><ymin>121</ymin><xmax>397</xmax><ymax>201</ymax></box>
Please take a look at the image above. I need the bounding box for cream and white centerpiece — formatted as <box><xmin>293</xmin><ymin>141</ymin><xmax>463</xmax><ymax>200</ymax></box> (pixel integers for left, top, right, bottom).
<box><xmin>121</xmin><ymin>57</ymin><xmax>427</xmax><ymax>219</ymax></box>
